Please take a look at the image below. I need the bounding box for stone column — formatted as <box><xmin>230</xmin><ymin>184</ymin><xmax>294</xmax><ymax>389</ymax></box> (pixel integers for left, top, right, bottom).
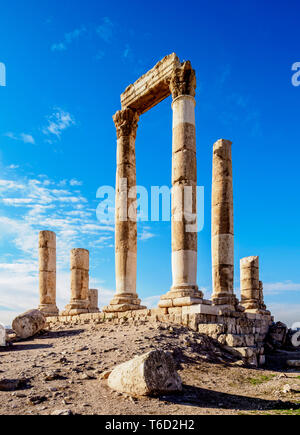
<box><xmin>159</xmin><ymin>61</ymin><xmax>203</xmax><ymax>308</ymax></box>
<box><xmin>104</xmin><ymin>108</ymin><xmax>145</xmax><ymax>313</ymax></box>
<box><xmin>259</xmin><ymin>281</ymin><xmax>268</xmax><ymax>311</ymax></box>
<box><xmin>88</xmin><ymin>289</ymin><xmax>100</xmax><ymax>313</ymax></box>
<box><xmin>64</xmin><ymin>249</ymin><xmax>89</xmax><ymax>315</ymax></box>
<box><xmin>240</xmin><ymin>257</ymin><xmax>269</xmax><ymax>314</ymax></box>
<box><xmin>38</xmin><ymin>231</ymin><xmax>59</xmax><ymax>316</ymax></box>
<box><xmin>240</xmin><ymin>256</ymin><xmax>260</xmax><ymax>311</ymax></box>
<box><xmin>211</xmin><ymin>139</ymin><xmax>238</xmax><ymax>308</ymax></box>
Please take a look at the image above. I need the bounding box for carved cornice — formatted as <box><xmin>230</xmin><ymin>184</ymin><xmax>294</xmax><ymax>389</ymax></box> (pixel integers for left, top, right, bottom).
<box><xmin>170</xmin><ymin>61</ymin><xmax>196</xmax><ymax>100</ymax></box>
<box><xmin>113</xmin><ymin>108</ymin><xmax>139</xmax><ymax>139</ymax></box>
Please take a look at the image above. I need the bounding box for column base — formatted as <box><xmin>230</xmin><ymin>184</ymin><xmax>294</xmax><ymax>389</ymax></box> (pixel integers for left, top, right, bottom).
<box><xmin>38</xmin><ymin>304</ymin><xmax>59</xmax><ymax>317</ymax></box>
<box><xmin>103</xmin><ymin>293</ymin><xmax>146</xmax><ymax>313</ymax></box>
<box><xmin>62</xmin><ymin>299</ymin><xmax>89</xmax><ymax>316</ymax></box>
<box><xmin>158</xmin><ymin>285</ymin><xmax>204</xmax><ymax>308</ymax></box>
<box><xmin>212</xmin><ymin>294</ymin><xmax>243</xmax><ymax>312</ymax></box>
<box><xmin>88</xmin><ymin>308</ymin><xmax>100</xmax><ymax>313</ymax></box>
<box><xmin>243</xmin><ymin>307</ymin><xmax>271</xmax><ymax>316</ymax></box>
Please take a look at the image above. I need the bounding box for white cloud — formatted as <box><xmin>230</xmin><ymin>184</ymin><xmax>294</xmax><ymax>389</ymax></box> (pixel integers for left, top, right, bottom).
<box><xmin>51</xmin><ymin>26</ymin><xmax>86</xmax><ymax>52</ymax></box>
<box><xmin>0</xmin><ymin>171</ymin><xmax>115</xmax><ymax>325</ymax></box>
<box><xmin>70</xmin><ymin>179</ymin><xmax>82</xmax><ymax>186</ymax></box>
<box><xmin>263</xmin><ymin>281</ymin><xmax>300</xmax><ymax>294</ymax></box>
<box><xmin>95</xmin><ymin>50</ymin><xmax>105</xmax><ymax>61</ymax></box>
<box><xmin>141</xmin><ymin>295</ymin><xmax>160</xmax><ymax>308</ymax></box>
<box><xmin>123</xmin><ymin>44</ymin><xmax>132</xmax><ymax>59</ymax></box>
<box><xmin>20</xmin><ymin>133</ymin><xmax>35</xmax><ymax>144</ymax></box>
<box><xmin>139</xmin><ymin>227</ymin><xmax>155</xmax><ymax>241</ymax></box>
<box><xmin>4</xmin><ymin>132</ymin><xmax>35</xmax><ymax>144</ymax></box>
<box><xmin>96</xmin><ymin>17</ymin><xmax>113</xmax><ymax>42</ymax></box>
<box><xmin>268</xmin><ymin>303</ymin><xmax>300</xmax><ymax>328</ymax></box>
<box><xmin>51</xmin><ymin>42</ymin><xmax>67</xmax><ymax>52</ymax></box>
<box><xmin>43</xmin><ymin>108</ymin><xmax>75</xmax><ymax>140</ymax></box>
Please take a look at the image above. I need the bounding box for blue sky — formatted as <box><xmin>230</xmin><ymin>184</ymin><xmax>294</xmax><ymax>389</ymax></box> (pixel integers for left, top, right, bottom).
<box><xmin>0</xmin><ymin>0</ymin><xmax>299</xmax><ymax>326</ymax></box>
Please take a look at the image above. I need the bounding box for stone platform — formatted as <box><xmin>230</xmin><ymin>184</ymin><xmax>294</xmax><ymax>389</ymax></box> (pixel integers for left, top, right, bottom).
<box><xmin>46</xmin><ymin>305</ymin><xmax>273</xmax><ymax>367</ymax></box>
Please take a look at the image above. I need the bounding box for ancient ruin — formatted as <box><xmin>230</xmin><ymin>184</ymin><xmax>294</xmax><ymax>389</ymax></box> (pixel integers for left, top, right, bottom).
<box><xmin>211</xmin><ymin>139</ymin><xmax>239</xmax><ymax>309</ymax></box>
<box><xmin>88</xmin><ymin>289</ymin><xmax>100</xmax><ymax>313</ymax></box>
<box><xmin>32</xmin><ymin>54</ymin><xmax>274</xmax><ymax>367</ymax></box>
<box><xmin>38</xmin><ymin>231</ymin><xmax>59</xmax><ymax>316</ymax></box>
<box><xmin>240</xmin><ymin>257</ymin><xmax>270</xmax><ymax>314</ymax></box>
<box><xmin>63</xmin><ymin>249</ymin><xmax>90</xmax><ymax>315</ymax></box>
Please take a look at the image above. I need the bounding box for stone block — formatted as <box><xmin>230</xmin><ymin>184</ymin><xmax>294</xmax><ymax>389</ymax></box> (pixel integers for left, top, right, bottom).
<box><xmin>121</xmin><ymin>53</ymin><xmax>180</xmax><ymax>115</ymax></box>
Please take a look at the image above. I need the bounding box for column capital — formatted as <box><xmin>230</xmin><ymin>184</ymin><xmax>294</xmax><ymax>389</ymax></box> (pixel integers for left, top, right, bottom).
<box><xmin>170</xmin><ymin>61</ymin><xmax>196</xmax><ymax>100</ymax></box>
<box><xmin>113</xmin><ymin>108</ymin><xmax>139</xmax><ymax>140</ymax></box>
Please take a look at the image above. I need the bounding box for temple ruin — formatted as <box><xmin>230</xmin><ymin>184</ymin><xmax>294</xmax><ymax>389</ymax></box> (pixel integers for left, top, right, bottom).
<box><xmin>37</xmin><ymin>54</ymin><xmax>273</xmax><ymax>367</ymax></box>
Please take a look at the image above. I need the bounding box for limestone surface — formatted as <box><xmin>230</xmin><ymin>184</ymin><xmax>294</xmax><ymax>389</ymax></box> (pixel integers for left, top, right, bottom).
<box><xmin>211</xmin><ymin>139</ymin><xmax>238</xmax><ymax>308</ymax></box>
<box><xmin>0</xmin><ymin>324</ymin><xmax>5</xmax><ymax>347</ymax></box>
<box><xmin>107</xmin><ymin>350</ymin><xmax>182</xmax><ymax>396</ymax></box>
<box><xmin>121</xmin><ymin>53</ymin><xmax>180</xmax><ymax>115</ymax></box>
<box><xmin>38</xmin><ymin>231</ymin><xmax>58</xmax><ymax>316</ymax></box>
<box><xmin>12</xmin><ymin>309</ymin><xmax>46</xmax><ymax>339</ymax></box>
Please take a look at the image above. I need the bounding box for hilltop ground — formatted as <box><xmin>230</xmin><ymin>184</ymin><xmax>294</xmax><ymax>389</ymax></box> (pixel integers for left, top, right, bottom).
<box><xmin>0</xmin><ymin>321</ymin><xmax>300</xmax><ymax>415</ymax></box>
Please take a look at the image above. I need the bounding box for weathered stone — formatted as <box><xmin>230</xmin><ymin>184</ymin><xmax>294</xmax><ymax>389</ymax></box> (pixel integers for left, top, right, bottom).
<box><xmin>287</xmin><ymin>360</ymin><xmax>300</xmax><ymax>367</ymax></box>
<box><xmin>88</xmin><ymin>289</ymin><xmax>100</xmax><ymax>313</ymax></box>
<box><xmin>107</xmin><ymin>350</ymin><xmax>182</xmax><ymax>396</ymax></box>
<box><xmin>266</xmin><ymin>322</ymin><xmax>287</xmax><ymax>349</ymax></box>
<box><xmin>121</xmin><ymin>53</ymin><xmax>180</xmax><ymax>115</ymax></box>
<box><xmin>104</xmin><ymin>108</ymin><xmax>145</xmax><ymax>313</ymax></box>
<box><xmin>240</xmin><ymin>256</ymin><xmax>265</xmax><ymax>312</ymax></box>
<box><xmin>38</xmin><ymin>231</ymin><xmax>58</xmax><ymax>316</ymax></box>
<box><xmin>0</xmin><ymin>378</ymin><xmax>29</xmax><ymax>392</ymax></box>
<box><xmin>63</xmin><ymin>249</ymin><xmax>90</xmax><ymax>316</ymax></box>
<box><xmin>12</xmin><ymin>309</ymin><xmax>46</xmax><ymax>339</ymax></box>
<box><xmin>198</xmin><ymin>323</ymin><xmax>225</xmax><ymax>338</ymax></box>
<box><xmin>211</xmin><ymin>139</ymin><xmax>238</xmax><ymax>309</ymax></box>
<box><xmin>0</xmin><ymin>323</ymin><xmax>6</xmax><ymax>347</ymax></box>
<box><xmin>160</xmin><ymin>65</ymin><xmax>202</xmax><ymax>308</ymax></box>
<box><xmin>225</xmin><ymin>334</ymin><xmax>246</xmax><ymax>347</ymax></box>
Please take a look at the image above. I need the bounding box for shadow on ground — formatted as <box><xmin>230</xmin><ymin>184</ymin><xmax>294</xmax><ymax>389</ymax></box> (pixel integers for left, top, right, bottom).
<box><xmin>161</xmin><ymin>384</ymin><xmax>300</xmax><ymax>411</ymax></box>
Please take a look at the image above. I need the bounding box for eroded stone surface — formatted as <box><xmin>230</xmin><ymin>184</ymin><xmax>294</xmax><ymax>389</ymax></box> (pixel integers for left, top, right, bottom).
<box><xmin>211</xmin><ymin>139</ymin><xmax>238</xmax><ymax>308</ymax></box>
<box><xmin>0</xmin><ymin>323</ymin><xmax>6</xmax><ymax>347</ymax></box>
<box><xmin>240</xmin><ymin>256</ymin><xmax>268</xmax><ymax>313</ymax></box>
<box><xmin>107</xmin><ymin>350</ymin><xmax>182</xmax><ymax>396</ymax></box>
<box><xmin>88</xmin><ymin>289</ymin><xmax>100</xmax><ymax>313</ymax></box>
<box><xmin>121</xmin><ymin>53</ymin><xmax>180</xmax><ymax>115</ymax></box>
<box><xmin>12</xmin><ymin>309</ymin><xmax>46</xmax><ymax>339</ymax></box>
<box><xmin>63</xmin><ymin>249</ymin><xmax>90</xmax><ymax>316</ymax></box>
<box><xmin>38</xmin><ymin>231</ymin><xmax>58</xmax><ymax>316</ymax></box>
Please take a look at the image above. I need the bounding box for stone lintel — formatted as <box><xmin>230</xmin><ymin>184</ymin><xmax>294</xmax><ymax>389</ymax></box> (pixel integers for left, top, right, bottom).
<box><xmin>121</xmin><ymin>53</ymin><xmax>181</xmax><ymax>115</ymax></box>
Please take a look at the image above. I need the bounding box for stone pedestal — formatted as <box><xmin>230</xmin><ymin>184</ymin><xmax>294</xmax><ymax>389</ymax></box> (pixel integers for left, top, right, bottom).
<box><xmin>88</xmin><ymin>289</ymin><xmax>100</xmax><ymax>313</ymax></box>
<box><xmin>38</xmin><ymin>231</ymin><xmax>59</xmax><ymax>316</ymax></box>
<box><xmin>211</xmin><ymin>139</ymin><xmax>239</xmax><ymax>309</ymax></box>
<box><xmin>240</xmin><ymin>257</ymin><xmax>270</xmax><ymax>314</ymax></box>
<box><xmin>103</xmin><ymin>108</ymin><xmax>145</xmax><ymax>313</ymax></box>
<box><xmin>63</xmin><ymin>249</ymin><xmax>90</xmax><ymax>315</ymax></box>
<box><xmin>159</xmin><ymin>62</ymin><xmax>203</xmax><ymax>308</ymax></box>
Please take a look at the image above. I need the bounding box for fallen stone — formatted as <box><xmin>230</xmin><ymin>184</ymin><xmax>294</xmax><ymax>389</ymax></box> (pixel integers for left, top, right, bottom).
<box><xmin>99</xmin><ymin>370</ymin><xmax>112</xmax><ymax>380</ymax></box>
<box><xmin>282</xmin><ymin>384</ymin><xmax>292</xmax><ymax>394</ymax></box>
<box><xmin>107</xmin><ymin>350</ymin><xmax>182</xmax><ymax>397</ymax></box>
<box><xmin>27</xmin><ymin>395</ymin><xmax>47</xmax><ymax>406</ymax></box>
<box><xmin>12</xmin><ymin>309</ymin><xmax>46</xmax><ymax>339</ymax></box>
<box><xmin>287</xmin><ymin>360</ymin><xmax>300</xmax><ymax>367</ymax></box>
<box><xmin>0</xmin><ymin>323</ymin><xmax>6</xmax><ymax>347</ymax></box>
<box><xmin>51</xmin><ymin>409</ymin><xmax>73</xmax><ymax>416</ymax></box>
<box><xmin>0</xmin><ymin>378</ymin><xmax>28</xmax><ymax>392</ymax></box>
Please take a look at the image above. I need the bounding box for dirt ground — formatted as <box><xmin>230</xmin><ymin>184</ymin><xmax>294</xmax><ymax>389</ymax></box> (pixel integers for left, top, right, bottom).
<box><xmin>0</xmin><ymin>321</ymin><xmax>300</xmax><ymax>415</ymax></box>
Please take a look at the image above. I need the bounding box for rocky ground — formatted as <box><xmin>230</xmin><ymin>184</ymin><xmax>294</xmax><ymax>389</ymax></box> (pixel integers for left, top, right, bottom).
<box><xmin>0</xmin><ymin>321</ymin><xmax>300</xmax><ymax>415</ymax></box>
